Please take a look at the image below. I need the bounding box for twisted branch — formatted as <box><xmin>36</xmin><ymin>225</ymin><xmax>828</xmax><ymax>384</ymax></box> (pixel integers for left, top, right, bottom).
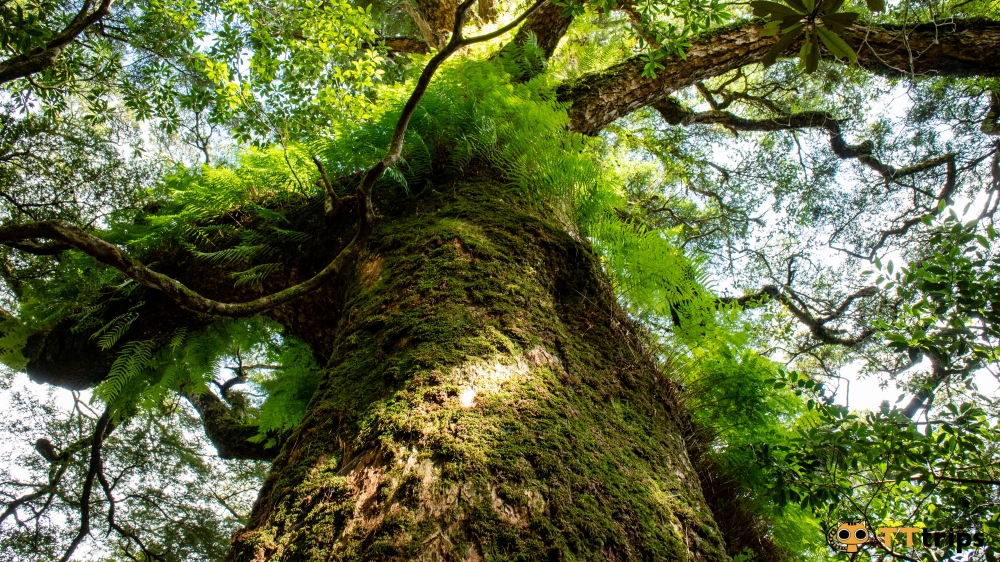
<box><xmin>721</xmin><ymin>284</ymin><xmax>877</xmax><ymax>346</ymax></box>
<box><xmin>654</xmin><ymin>97</ymin><xmax>959</xmax><ymax>260</ymax></box>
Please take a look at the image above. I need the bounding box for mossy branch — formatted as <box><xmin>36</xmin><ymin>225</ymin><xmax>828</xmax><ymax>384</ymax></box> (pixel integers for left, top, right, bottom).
<box><xmin>559</xmin><ymin>19</ymin><xmax>1000</xmax><ymax>135</ymax></box>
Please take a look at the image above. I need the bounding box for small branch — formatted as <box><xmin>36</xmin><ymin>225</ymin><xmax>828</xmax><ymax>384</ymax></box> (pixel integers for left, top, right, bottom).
<box><xmin>58</xmin><ymin>407</ymin><xmax>113</xmax><ymax>562</ymax></box>
<box><xmin>654</xmin><ymin>97</ymin><xmax>959</xmax><ymax>260</ymax></box>
<box><xmin>312</xmin><ymin>155</ymin><xmax>345</xmax><ymax>217</ymax></box>
<box><xmin>96</xmin><ymin>453</ymin><xmax>165</xmax><ymax>561</ymax></box>
<box><xmin>720</xmin><ymin>284</ymin><xmax>877</xmax><ymax>346</ymax></box>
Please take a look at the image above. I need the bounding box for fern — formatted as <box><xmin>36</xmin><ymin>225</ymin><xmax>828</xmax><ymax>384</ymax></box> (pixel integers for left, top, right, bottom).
<box><xmin>97</xmin><ymin>339</ymin><xmax>157</xmax><ymax>404</ymax></box>
<box><xmin>231</xmin><ymin>262</ymin><xmax>283</xmax><ymax>286</ymax></box>
<box><xmin>91</xmin><ymin>304</ymin><xmax>143</xmax><ymax>350</ymax></box>
<box><xmin>250</xmin><ymin>336</ymin><xmax>322</xmax><ymax>443</ymax></box>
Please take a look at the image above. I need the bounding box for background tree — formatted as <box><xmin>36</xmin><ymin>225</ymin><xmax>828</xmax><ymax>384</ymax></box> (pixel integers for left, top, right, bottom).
<box><xmin>2</xmin><ymin>0</ymin><xmax>1000</xmax><ymax>560</ymax></box>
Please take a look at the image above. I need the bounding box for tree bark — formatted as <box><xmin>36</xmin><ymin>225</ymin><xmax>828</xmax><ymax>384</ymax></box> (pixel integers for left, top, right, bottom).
<box><xmin>559</xmin><ymin>19</ymin><xmax>1000</xmax><ymax>135</ymax></box>
<box><xmin>226</xmin><ymin>176</ymin><xmax>729</xmax><ymax>561</ymax></box>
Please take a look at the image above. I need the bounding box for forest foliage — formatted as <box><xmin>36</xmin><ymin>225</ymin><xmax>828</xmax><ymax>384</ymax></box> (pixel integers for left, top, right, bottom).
<box><xmin>2</xmin><ymin>0</ymin><xmax>1000</xmax><ymax>560</ymax></box>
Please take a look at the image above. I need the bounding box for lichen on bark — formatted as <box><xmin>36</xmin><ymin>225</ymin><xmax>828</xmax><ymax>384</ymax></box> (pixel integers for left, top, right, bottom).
<box><xmin>228</xmin><ymin>175</ymin><xmax>729</xmax><ymax>561</ymax></box>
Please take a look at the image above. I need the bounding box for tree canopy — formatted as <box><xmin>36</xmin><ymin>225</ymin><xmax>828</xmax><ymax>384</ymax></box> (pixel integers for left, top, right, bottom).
<box><xmin>2</xmin><ymin>0</ymin><xmax>1000</xmax><ymax>560</ymax></box>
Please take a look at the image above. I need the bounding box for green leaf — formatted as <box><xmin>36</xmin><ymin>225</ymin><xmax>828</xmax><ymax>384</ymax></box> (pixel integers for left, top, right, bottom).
<box><xmin>820</xmin><ymin>11</ymin><xmax>860</xmax><ymax>32</ymax></box>
<box><xmin>799</xmin><ymin>31</ymin><xmax>820</xmax><ymax>73</ymax></box>
<box><xmin>762</xmin><ymin>20</ymin><xmax>783</xmax><ymax>36</ymax></box>
<box><xmin>825</xmin><ymin>0</ymin><xmax>846</xmax><ymax>13</ymax></box>
<box><xmin>761</xmin><ymin>23</ymin><xmax>804</xmax><ymax>67</ymax></box>
<box><xmin>784</xmin><ymin>0</ymin><xmax>810</xmax><ymax>12</ymax></box>
<box><xmin>751</xmin><ymin>0</ymin><xmax>803</xmax><ymax>17</ymax></box>
<box><xmin>866</xmin><ymin>0</ymin><xmax>886</xmax><ymax>11</ymax></box>
<box><xmin>816</xmin><ymin>27</ymin><xmax>857</xmax><ymax>63</ymax></box>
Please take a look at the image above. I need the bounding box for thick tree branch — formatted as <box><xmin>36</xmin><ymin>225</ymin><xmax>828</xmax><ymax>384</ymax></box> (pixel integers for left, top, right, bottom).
<box><xmin>0</xmin><ymin>0</ymin><xmax>114</xmax><ymax>86</ymax></box>
<box><xmin>181</xmin><ymin>389</ymin><xmax>279</xmax><ymax>461</ymax></box>
<box><xmin>495</xmin><ymin>0</ymin><xmax>573</xmax><ymax>79</ymax></box>
<box><xmin>0</xmin><ymin>219</ymin><xmax>366</xmax><ymax>317</ymax></box>
<box><xmin>722</xmin><ymin>284</ymin><xmax>876</xmax><ymax>346</ymax></box>
<box><xmin>382</xmin><ymin>36</ymin><xmax>430</xmax><ymax>54</ymax></box>
<box><xmin>559</xmin><ymin>19</ymin><xmax>1000</xmax><ymax>135</ymax></box>
<box><xmin>901</xmin><ymin>350</ymin><xmax>949</xmax><ymax>419</ymax></box>
<box><xmin>2</xmin><ymin>239</ymin><xmax>73</xmax><ymax>255</ymax></box>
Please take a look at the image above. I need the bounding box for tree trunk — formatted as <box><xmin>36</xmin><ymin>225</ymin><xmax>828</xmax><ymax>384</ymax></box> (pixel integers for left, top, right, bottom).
<box><xmin>227</xmin><ymin>174</ymin><xmax>729</xmax><ymax>561</ymax></box>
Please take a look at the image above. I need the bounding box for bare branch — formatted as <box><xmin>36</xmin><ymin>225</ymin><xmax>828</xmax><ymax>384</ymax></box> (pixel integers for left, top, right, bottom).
<box><xmin>653</xmin><ymin>96</ymin><xmax>959</xmax><ymax>260</ymax></box>
<box><xmin>58</xmin><ymin>407</ymin><xmax>113</xmax><ymax>562</ymax></box>
<box><xmin>721</xmin><ymin>284</ymin><xmax>877</xmax><ymax>346</ymax></box>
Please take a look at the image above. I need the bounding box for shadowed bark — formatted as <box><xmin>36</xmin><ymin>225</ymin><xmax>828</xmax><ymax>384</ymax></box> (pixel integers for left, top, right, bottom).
<box><xmin>496</xmin><ymin>0</ymin><xmax>574</xmax><ymax>72</ymax></box>
<box><xmin>182</xmin><ymin>389</ymin><xmax>284</xmax><ymax>461</ymax></box>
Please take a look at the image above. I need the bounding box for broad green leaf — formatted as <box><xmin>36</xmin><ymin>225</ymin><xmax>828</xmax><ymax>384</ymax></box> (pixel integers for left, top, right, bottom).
<box><xmin>751</xmin><ymin>0</ymin><xmax>803</xmax><ymax>17</ymax></box>
<box><xmin>762</xmin><ymin>20</ymin><xmax>783</xmax><ymax>36</ymax></box>
<box><xmin>821</xmin><ymin>11</ymin><xmax>860</xmax><ymax>32</ymax></box>
<box><xmin>816</xmin><ymin>27</ymin><xmax>857</xmax><ymax>63</ymax></box>
<box><xmin>825</xmin><ymin>0</ymin><xmax>846</xmax><ymax>13</ymax></box>
<box><xmin>799</xmin><ymin>32</ymin><xmax>820</xmax><ymax>73</ymax></box>
<box><xmin>866</xmin><ymin>0</ymin><xmax>886</xmax><ymax>11</ymax></box>
<box><xmin>761</xmin><ymin>23</ymin><xmax>804</xmax><ymax>66</ymax></box>
<box><xmin>785</xmin><ymin>0</ymin><xmax>810</xmax><ymax>12</ymax></box>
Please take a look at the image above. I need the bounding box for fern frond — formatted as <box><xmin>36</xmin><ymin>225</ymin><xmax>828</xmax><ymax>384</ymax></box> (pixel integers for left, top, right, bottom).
<box><xmin>231</xmin><ymin>262</ymin><xmax>284</xmax><ymax>287</ymax></box>
<box><xmin>90</xmin><ymin>303</ymin><xmax>144</xmax><ymax>350</ymax></box>
<box><xmin>97</xmin><ymin>339</ymin><xmax>157</xmax><ymax>403</ymax></box>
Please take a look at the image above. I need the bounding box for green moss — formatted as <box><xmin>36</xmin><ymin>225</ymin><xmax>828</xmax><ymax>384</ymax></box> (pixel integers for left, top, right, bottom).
<box><xmin>229</xmin><ymin>177</ymin><xmax>730</xmax><ymax>561</ymax></box>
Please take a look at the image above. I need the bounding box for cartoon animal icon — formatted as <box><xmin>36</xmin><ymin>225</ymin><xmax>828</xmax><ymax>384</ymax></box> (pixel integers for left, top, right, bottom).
<box><xmin>827</xmin><ymin>522</ymin><xmax>879</xmax><ymax>553</ymax></box>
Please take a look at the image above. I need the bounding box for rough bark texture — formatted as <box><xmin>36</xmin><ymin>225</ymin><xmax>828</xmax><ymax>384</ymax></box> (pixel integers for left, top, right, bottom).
<box><xmin>559</xmin><ymin>19</ymin><xmax>1000</xmax><ymax>135</ymax></box>
<box><xmin>226</xmin><ymin>175</ymin><xmax>729</xmax><ymax>561</ymax></box>
<box><xmin>184</xmin><ymin>389</ymin><xmax>283</xmax><ymax>461</ymax></box>
<box><xmin>505</xmin><ymin>1</ymin><xmax>573</xmax><ymax>61</ymax></box>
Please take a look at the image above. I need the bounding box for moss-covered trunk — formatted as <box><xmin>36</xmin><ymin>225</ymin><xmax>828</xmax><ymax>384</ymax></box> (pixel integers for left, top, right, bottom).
<box><xmin>228</xmin><ymin>176</ymin><xmax>729</xmax><ymax>561</ymax></box>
